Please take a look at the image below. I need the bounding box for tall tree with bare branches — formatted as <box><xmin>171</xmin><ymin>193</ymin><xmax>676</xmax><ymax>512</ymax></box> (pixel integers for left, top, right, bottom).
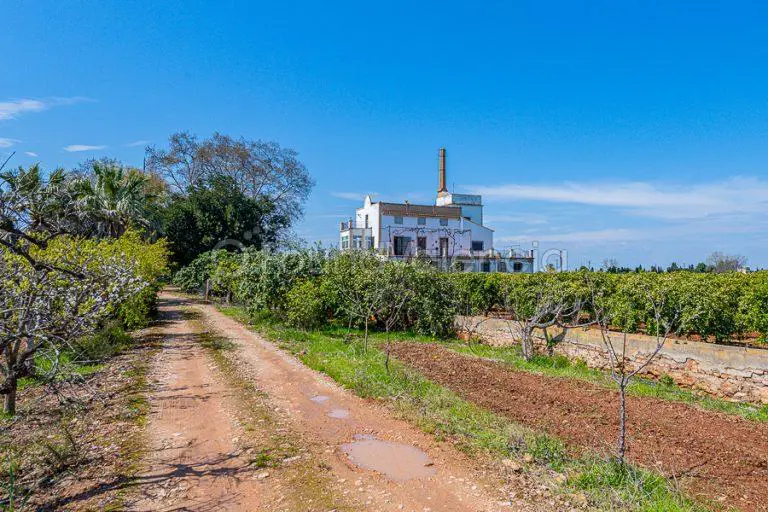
<box><xmin>145</xmin><ymin>131</ymin><xmax>314</xmax><ymax>222</ymax></box>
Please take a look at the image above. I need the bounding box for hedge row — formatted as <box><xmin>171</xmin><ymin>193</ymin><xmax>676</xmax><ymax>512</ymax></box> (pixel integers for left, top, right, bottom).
<box><xmin>448</xmin><ymin>271</ymin><xmax>768</xmax><ymax>342</ymax></box>
<box><xmin>174</xmin><ymin>249</ymin><xmax>768</xmax><ymax>343</ymax></box>
<box><xmin>173</xmin><ymin>249</ymin><xmax>455</xmax><ymax>336</ymax></box>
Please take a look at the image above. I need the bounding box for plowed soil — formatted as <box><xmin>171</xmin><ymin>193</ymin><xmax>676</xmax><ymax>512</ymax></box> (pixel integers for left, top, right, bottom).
<box><xmin>389</xmin><ymin>342</ymin><xmax>768</xmax><ymax>512</ymax></box>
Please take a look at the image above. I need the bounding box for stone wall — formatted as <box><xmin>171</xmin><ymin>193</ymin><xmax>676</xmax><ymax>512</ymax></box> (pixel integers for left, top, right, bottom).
<box><xmin>463</xmin><ymin>316</ymin><xmax>768</xmax><ymax>404</ymax></box>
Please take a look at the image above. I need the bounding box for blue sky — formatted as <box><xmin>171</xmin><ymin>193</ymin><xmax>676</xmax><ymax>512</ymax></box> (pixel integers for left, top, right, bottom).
<box><xmin>2</xmin><ymin>1</ymin><xmax>768</xmax><ymax>268</ymax></box>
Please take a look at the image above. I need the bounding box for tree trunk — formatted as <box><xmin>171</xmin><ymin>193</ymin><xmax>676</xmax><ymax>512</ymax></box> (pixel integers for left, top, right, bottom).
<box><xmin>521</xmin><ymin>329</ymin><xmax>534</xmax><ymax>361</ymax></box>
<box><xmin>543</xmin><ymin>327</ymin><xmax>554</xmax><ymax>357</ymax></box>
<box><xmin>384</xmin><ymin>327</ymin><xmax>392</xmax><ymax>373</ymax></box>
<box><xmin>617</xmin><ymin>382</ymin><xmax>627</xmax><ymax>464</ymax></box>
<box><xmin>4</xmin><ymin>378</ymin><xmax>17</xmax><ymax>416</ymax></box>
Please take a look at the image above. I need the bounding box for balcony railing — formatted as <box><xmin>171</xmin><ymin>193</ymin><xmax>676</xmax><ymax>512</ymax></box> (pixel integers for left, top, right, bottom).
<box><xmin>340</xmin><ymin>221</ymin><xmax>372</xmax><ymax>231</ymax></box>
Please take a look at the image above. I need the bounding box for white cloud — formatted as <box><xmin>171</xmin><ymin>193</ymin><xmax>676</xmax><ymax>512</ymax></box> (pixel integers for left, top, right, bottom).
<box><xmin>24</xmin><ymin>152</ymin><xmax>38</xmax><ymax>157</ymax></box>
<box><xmin>63</xmin><ymin>144</ymin><xmax>106</xmax><ymax>152</ymax></box>
<box><xmin>0</xmin><ymin>97</ymin><xmax>92</xmax><ymax>121</ymax></box>
<box><xmin>467</xmin><ymin>177</ymin><xmax>768</xmax><ymax>220</ymax></box>
<box><xmin>331</xmin><ymin>191</ymin><xmax>379</xmax><ymax>201</ymax></box>
<box><xmin>0</xmin><ymin>138</ymin><xmax>20</xmax><ymax>148</ymax></box>
<box><xmin>484</xmin><ymin>214</ymin><xmax>548</xmax><ymax>225</ymax></box>
<box><xmin>496</xmin><ymin>216</ymin><xmax>768</xmax><ymax>246</ymax></box>
<box><xmin>0</xmin><ymin>99</ymin><xmax>46</xmax><ymax>120</ymax></box>
<box><xmin>125</xmin><ymin>140</ymin><xmax>149</xmax><ymax>147</ymax></box>
<box><xmin>498</xmin><ymin>228</ymin><xmax>639</xmax><ymax>244</ymax></box>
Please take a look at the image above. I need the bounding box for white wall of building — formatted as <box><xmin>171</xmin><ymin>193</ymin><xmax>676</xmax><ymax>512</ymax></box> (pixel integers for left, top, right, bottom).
<box><xmin>338</xmin><ymin>183</ymin><xmax>532</xmax><ymax>273</ymax></box>
<box><xmin>376</xmin><ymin>215</ymin><xmax>493</xmax><ymax>257</ymax></box>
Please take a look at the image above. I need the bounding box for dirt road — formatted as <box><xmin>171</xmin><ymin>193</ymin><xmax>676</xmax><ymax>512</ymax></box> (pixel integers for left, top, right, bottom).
<box><xmin>129</xmin><ymin>293</ymin><xmax>540</xmax><ymax>511</ymax></box>
<box><xmin>129</xmin><ymin>297</ymin><xmax>268</xmax><ymax>511</ymax></box>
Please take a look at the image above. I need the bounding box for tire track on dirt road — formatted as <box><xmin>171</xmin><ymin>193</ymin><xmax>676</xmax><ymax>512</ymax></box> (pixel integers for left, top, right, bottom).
<box><xmin>128</xmin><ymin>296</ymin><xmax>270</xmax><ymax>511</ymax></box>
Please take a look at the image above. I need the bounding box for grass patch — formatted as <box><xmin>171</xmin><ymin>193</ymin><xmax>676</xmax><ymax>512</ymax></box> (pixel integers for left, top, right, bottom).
<box><xmin>218</xmin><ymin>304</ymin><xmax>705</xmax><ymax>512</ymax></box>
<box><xmin>573</xmin><ymin>458</ymin><xmax>696</xmax><ymax>512</ymax></box>
<box><xmin>198</xmin><ymin>331</ymin><xmax>236</xmax><ymax>351</ymax></box>
<box><xmin>448</xmin><ymin>343</ymin><xmax>768</xmax><ymax>422</ymax></box>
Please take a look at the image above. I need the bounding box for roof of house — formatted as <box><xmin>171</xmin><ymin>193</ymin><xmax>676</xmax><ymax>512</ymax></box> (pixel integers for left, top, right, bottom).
<box><xmin>377</xmin><ymin>202</ymin><xmax>462</xmax><ymax>219</ymax></box>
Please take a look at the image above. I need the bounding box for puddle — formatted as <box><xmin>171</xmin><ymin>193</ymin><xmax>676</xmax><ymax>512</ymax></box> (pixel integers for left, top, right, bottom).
<box><xmin>341</xmin><ymin>437</ymin><xmax>436</xmax><ymax>482</ymax></box>
<box><xmin>310</xmin><ymin>395</ymin><xmax>330</xmax><ymax>404</ymax></box>
<box><xmin>327</xmin><ymin>408</ymin><xmax>350</xmax><ymax>419</ymax></box>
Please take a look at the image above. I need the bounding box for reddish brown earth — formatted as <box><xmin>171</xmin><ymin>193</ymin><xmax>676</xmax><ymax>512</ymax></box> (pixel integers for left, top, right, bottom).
<box><xmin>133</xmin><ymin>294</ymin><xmax>559</xmax><ymax>511</ymax></box>
<box><xmin>388</xmin><ymin>342</ymin><xmax>768</xmax><ymax>512</ymax></box>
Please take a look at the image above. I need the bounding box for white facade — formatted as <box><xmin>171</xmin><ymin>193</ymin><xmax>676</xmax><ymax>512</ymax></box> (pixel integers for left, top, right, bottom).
<box><xmin>339</xmin><ymin>149</ymin><xmax>534</xmax><ymax>273</ymax></box>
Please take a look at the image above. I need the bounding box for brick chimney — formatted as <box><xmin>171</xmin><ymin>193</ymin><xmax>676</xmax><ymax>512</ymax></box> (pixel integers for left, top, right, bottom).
<box><xmin>437</xmin><ymin>147</ymin><xmax>448</xmax><ymax>195</ymax></box>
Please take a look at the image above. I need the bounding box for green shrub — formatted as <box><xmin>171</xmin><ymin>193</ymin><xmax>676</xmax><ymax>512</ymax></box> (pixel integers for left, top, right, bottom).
<box><xmin>405</xmin><ymin>261</ymin><xmax>457</xmax><ymax>336</ymax></box>
<box><xmin>740</xmin><ymin>272</ymin><xmax>768</xmax><ymax>342</ymax></box>
<box><xmin>235</xmin><ymin>248</ymin><xmax>326</xmax><ymax>314</ymax></box>
<box><xmin>172</xmin><ymin>249</ymin><xmax>228</xmax><ymax>292</ymax></box>
<box><xmin>118</xmin><ymin>286</ymin><xmax>158</xmax><ymax>330</ymax></box>
<box><xmin>286</xmin><ymin>279</ymin><xmax>328</xmax><ymax>329</ymax></box>
<box><xmin>658</xmin><ymin>374</ymin><xmax>675</xmax><ymax>387</ymax></box>
<box><xmin>73</xmin><ymin>320</ymin><xmax>133</xmax><ymax>361</ymax></box>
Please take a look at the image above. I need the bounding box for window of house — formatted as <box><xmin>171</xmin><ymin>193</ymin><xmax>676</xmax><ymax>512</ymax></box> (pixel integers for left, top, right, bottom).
<box><xmin>394</xmin><ymin>216</ymin><xmax>403</xmax><ymax>225</ymax></box>
<box><xmin>513</xmin><ymin>262</ymin><xmax>524</xmax><ymax>272</ymax></box>
<box><xmin>498</xmin><ymin>261</ymin><xmax>507</xmax><ymax>273</ymax></box>
<box><xmin>417</xmin><ymin>236</ymin><xmax>427</xmax><ymax>250</ymax></box>
<box><xmin>439</xmin><ymin>218</ymin><xmax>448</xmax><ymax>226</ymax></box>
<box><xmin>482</xmin><ymin>261</ymin><xmax>491</xmax><ymax>272</ymax></box>
<box><xmin>417</xmin><ymin>217</ymin><xmax>426</xmax><ymax>225</ymax></box>
<box><xmin>365</xmin><ymin>236</ymin><xmax>374</xmax><ymax>249</ymax></box>
<box><xmin>471</xmin><ymin>241</ymin><xmax>484</xmax><ymax>251</ymax></box>
<box><xmin>364</xmin><ymin>214</ymin><xmax>369</xmax><ymax>228</ymax></box>
<box><xmin>353</xmin><ymin>235</ymin><xmax>362</xmax><ymax>249</ymax></box>
<box><xmin>393</xmin><ymin>236</ymin><xmax>410</xmax><ymax>256</ymax></box>
<box><xmin>341</xmin><ymin>235</ymin><xmax>349</xmax><ymax>249</ymax></box>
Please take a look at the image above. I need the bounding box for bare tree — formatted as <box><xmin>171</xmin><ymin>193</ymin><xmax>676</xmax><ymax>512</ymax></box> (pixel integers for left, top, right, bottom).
<box><xmin>500</xmin><ymin>276</ymin><xmax>588</xmax><ymax>361</ymax></box>
<box><xmin>145</xmin><ymin>132</ymin><xmax>314</xmax><ymax>221</ymax></box>
<box><xmin>588</xmin><ymin>277</ymin><xmax>690</xmax><ymax>464</ymax></box>
<box><xmin>706</xmin><ymin>251</ymin><xmax>747</xmax><ymax>273</ymax></box>
<box><xmin>143</xmin><ymin>132</ymin><xmax>205</xmax><ymax>192</ymax></box>
<box><xmin>601</xmin><ymin>258</ymin><xmax>618</xmax><ymax>272</ymax></box>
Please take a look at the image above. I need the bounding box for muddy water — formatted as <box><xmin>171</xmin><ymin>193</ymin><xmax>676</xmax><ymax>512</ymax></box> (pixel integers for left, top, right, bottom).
<box><xmin>327</xmin><ymin>408</ymin><xmax>350</xmax><ymax>419</ymax></box>
<box><xmin>309</xmin><ymin>394</ymin><xmax>330</xmax><ymax>404</ymax></box>
<box><xmin>341</xmin><ymin>437</ymin><xmax>436</xmax><ymax>482</ymax></box>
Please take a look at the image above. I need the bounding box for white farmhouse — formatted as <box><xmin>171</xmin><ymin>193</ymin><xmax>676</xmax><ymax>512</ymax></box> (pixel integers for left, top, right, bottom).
<box><xmin>339</xmin><ymin>149</ymin><xmax>534</xmax><ymax>273</ymax></box>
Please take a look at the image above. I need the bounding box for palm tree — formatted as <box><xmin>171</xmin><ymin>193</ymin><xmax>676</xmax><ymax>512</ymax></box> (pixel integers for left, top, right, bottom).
<box><xmin>75</xmin><ymin>162</ymin><xmax>157</xmax><ymax>238</ymax></box>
